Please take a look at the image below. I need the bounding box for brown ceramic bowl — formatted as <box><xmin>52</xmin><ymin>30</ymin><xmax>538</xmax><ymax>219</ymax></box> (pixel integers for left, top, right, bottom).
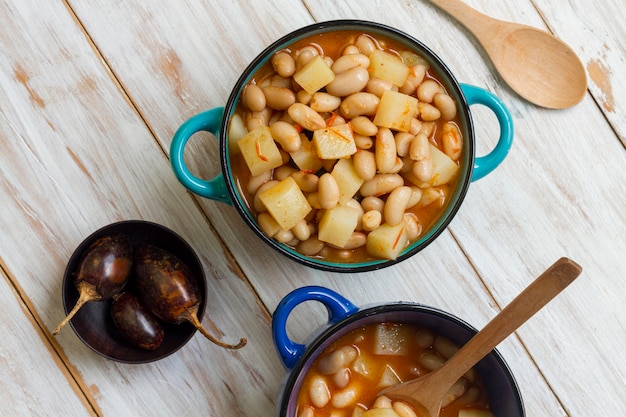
<box><xmin>61</xmin><ymin>220</ymin><xmax>206</xmax><ymax>363</ymax></box>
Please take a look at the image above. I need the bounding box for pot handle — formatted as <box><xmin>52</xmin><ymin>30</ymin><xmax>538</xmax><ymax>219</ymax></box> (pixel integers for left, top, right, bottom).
<box><xmin>169</xmin><ymin>107</ymin><xmax>232</xmax><ymax>204</ymax></box>
<box><xmin>272</xmin><ymin>286</ymin><xmax>359</xmax><ymax>370</ymax></box>
<box><xmin>460</xmin><ymin>84</ymin><xmax>514</xmax><ymax>182</ymax></box>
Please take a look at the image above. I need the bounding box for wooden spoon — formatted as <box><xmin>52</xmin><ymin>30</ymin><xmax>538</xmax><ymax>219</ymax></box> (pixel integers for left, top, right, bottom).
<box><xmin>429</xmin><ymin>0</ymin><xmax>587</xmax><ymax>109</ymax></box>
<box><xmin>380</xmin><ymin>257</ymin><xmax>582</xmax><ymax>416</ymax></box>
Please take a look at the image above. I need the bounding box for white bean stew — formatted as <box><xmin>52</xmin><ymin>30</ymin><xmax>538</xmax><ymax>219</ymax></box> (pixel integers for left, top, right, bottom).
<box><xmin>228</xmin><ymin>31</ymin><xmax>463</xmax><ymax>263</ymax></box>
<box><xmin>295</xmin><ymin>322</ymin><xmax>494</xmax><ymax>417</ymax></box>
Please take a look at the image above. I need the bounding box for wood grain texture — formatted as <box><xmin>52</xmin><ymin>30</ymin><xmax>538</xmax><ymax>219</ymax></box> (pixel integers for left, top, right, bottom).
<box><xmin>1</xmin><ymin>0</ymin><xmax>625</xmax><ymax>416</ymax></box>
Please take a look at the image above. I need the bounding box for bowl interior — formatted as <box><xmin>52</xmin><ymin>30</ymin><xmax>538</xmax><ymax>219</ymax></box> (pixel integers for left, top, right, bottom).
<box><xmin>61</xmin><ymin>220</ymin><xmax>207</xmax><ymax>363</ymax></box>
<box><xmin>221</xmin><ymin>20</ymin><xmax>475</xmax><ymax>272</ymax></box>
<box><xmin>279</xmin><ymin>304</ymin><xmax>524</xmax><ymax>416</ymax></box>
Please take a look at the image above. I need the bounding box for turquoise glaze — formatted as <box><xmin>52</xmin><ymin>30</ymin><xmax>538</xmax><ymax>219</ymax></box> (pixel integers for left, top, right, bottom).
<box><xmin>461</xmin><ymin>83</ymin><xmax>514</xmax><ymax>181</ymax></box>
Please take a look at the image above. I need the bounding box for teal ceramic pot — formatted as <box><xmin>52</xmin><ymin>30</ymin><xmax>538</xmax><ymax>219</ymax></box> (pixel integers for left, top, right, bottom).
<box><xmin>170</xmin><ymin>20</ymin><xmax>513</xmax><ymax>272</ymax></box>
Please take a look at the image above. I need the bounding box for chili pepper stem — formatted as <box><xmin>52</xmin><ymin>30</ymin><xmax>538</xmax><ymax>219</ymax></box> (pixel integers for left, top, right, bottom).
<box><xmin>180</xmin><ymin>305</ymin><xmax>247</xmax><ymax>350</ymax></box>
<box><xmin>52</xmin><ymin>281</ymin><xmax>101</xmax><ymax>336</ymax></box>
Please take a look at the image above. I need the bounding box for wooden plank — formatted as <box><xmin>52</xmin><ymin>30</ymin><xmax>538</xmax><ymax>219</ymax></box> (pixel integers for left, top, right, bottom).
<box><xmin>0</xmin><ymin>1</ymin><xmax>283</xmax><ymax>415</ymax></box>
<box><xmin>0</xmin><ymin>267</ymin><xmax>95</xmax><ymax>416</ymax></box>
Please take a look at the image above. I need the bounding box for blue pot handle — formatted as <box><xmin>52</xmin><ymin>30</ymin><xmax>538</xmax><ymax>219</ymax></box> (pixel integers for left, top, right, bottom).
<box><xmin>170</xmin><ymin>107</ymin><xmax>231</xmax><ymax>204</ymax></box>
<box><xmin>461</xmin><ymin>84</ymin><xmax>514</xmax><ymax>182</ymax></box>
<box><xmin>272</xmin><ymin>286</ymin><xmax>359</xmax><ymax>370</ymax></box>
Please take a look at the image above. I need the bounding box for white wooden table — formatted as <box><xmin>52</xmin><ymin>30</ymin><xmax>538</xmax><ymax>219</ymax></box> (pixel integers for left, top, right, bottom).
<box><xmin>1</xmin><ymin>0</ymin><xmax>624</xmax><ymax>416</ymax></box>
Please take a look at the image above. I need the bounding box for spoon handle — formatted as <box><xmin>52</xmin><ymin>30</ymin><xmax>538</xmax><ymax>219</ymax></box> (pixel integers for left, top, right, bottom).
<box><xmin>428</xmin><ymin>0</ymin><xmax>506</xmax><ymax>42</ymax></box>
<box><xmin>435</xmin><ymin>257</ymin><xmax>582</xmax><ymax>386</ymax></box>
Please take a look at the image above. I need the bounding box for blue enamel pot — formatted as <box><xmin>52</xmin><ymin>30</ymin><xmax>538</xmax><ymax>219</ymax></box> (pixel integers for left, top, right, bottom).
<box><xmin>272</xmin><ymin>286</ymin><xmax>524</xmax><ymax>416</ymax></box>
<box><xmin>170</xmin><ymin>20</ymin><xmax>514</xmax><ymax>273</ymax></box>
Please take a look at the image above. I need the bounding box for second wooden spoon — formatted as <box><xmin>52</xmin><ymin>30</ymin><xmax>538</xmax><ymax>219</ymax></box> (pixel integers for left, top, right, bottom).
<box><xmin>429</xmin><ymin>0</ymin><xmax>587</xmax><ymax>109</ymax></box>
<box><xmin>380</xmin><ymin>257</ymin><xmax>582</xmax><ymax>417</ymax></box>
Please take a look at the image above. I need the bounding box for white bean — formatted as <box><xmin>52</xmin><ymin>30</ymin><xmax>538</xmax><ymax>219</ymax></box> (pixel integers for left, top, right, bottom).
<box><xmin>375</xmin><ymin>128</ymin><xmax>397</xmax><ymax>173</ymax></box>
<box><xmin>332</xmin><ymin>53</ymin><xmax>370</xmax><ymax>74</ymax></box>
<box><xmin>246</xmin><ymin>170</ymin><xmax>272</xmax><ymax>194</ymax></box>
<box><xmin>274</xmin><ymin>228</ymin><xmax>294</xmax><ymax>243</ymax></box>
<box><xmin>318</xmin><ymin>173</ymin><xmax>340</xmax><ymax>209</ymax></box>
<box><xmin>291</xmin><ymin>219</ymin><xmax>311</xmax><ymax>241</ymax></box>
<box><xmin>339</xmin><ymin>92</ymin><xmax>380</xmax><ymax>118</ymax></box>
<box><xmin>332</xmin><ymin>386</ymin><xmax>358</xmax><ymax>408</ymax></box>
<box><xmin>309</xmin><ymin>375</ymin><xmax>331</xmax><ymax>408</ymax></box>
<box><xmin>393</xmin><ymin>401</ymin><xmax>419</xmax><ymax>417</ymax></box>
<box><xmin>291</xmin><ymin>171</ymin><xmax>319</xmax><ymax>193</ymax></box>
<box><xmin>366</xmin><ymin>77</ymin><xmax>395</xmax><ymax>97</ymax></box>
<box><xmin>434</xmin><ymin>336</ymin><xmax>460</xmax><ymax>359</ymax></box>
<box><xmin>407</xmin><ymin>186</ymin><xmax>422</xmax><ymax>208</ymax></box>
<box><xmin>419</xmin><ymin>352</ymin><xmax>445</xmax><ymax>371</ymax></box>
<box><xmin>288</xmin><ymin>103</ymin><xmax>326</xmax><ymax>131</ymax></box>
<box><xmin>412</xmin><ymin>159</ymin><xmax>433</xmax><ymax>183</ymax></box>
<box><xmin>433</xmin><ymin>92</ymin><xmax>457</xmax><ymax>120</ymax></box>
<box><xmin>271</xmin><ymin>51</ymin><xmax>296</xmax><ymax>78</ymax></box>
<box><xmin>351</xmin><ymin>116</ymin><xmax>378</xmax><ymax>136</ymax></box>
<box><xmin>417</xmin><ymin>79</ymin><xmax>443</xmax><ymax>103</ymax></box>
<box><xmin>242</xmin><ymin>84</ymin><xmax>266</xmax><ymax>112</ymax></box>
<box><xmin>263</xmin><ymin>86</ymin><xmax>296</xmax><ymax>110</ymax></box>
<box><xmin>274</xmin><ymin>165</ymin><xmax>297</xmax><ymax>180</ymax></box>
<box><xmin>354</xmin><ymin>134</ymin><xmax>374</xmax><ymax>150</ymax></box>
<box><xmin>360</xmin><ymin>174</ymin><xmax>404</xmax><ymax>197</ymax></box>
<box><xmin>318</xmin><ymin>346</ymin><xmax>358</xmax><ymax>374</ymax></box>
<box><xmin>297</xmin><ymin>405</ymin><xmax>314</xmax><ymax>417</ymax></box>
<box><xmin>409</xmin><ymin>133</ymin><xmax>430</xmax><ymax>162</ymax></box>
<box><xmin>310</xmin><ymin>92</ymin><xmax>342</xmax><ymax>112</ymax></box>
<box><xmin>403</xmin><ymin>213</ymin><xmax>421</xmax><ymax>241</ymax></box>
<box><xmin>270</xmin><ymin>121</ymin><xmax>302</xmax><ymax>152</ymax></box>
<box><xmin>353</xmin><ymin>149</ymin><xmax>377</xmax><ymax>181</ymax></box>
<box><xmin>395</xmin><ymin>132</ymin><xmax>414</xmax><ymax>157</ymax></box>
<box><xmin>333</xmin><ymin>368</ymin><xmax>351</xmax><ymax>389</ymax></box>
<box><xmin>441</xmin><ymin>122</ymin><xmax>462</xmax><ymax>161</ymax></box>
<box><xmin>384</xmin><ymin>186</ymin><xmax>412</xmax><ymax>226</ymax></box>
<box><xmin>361</xmin><ymin>196</ymin><xmax>385</xmax><ymax>213</ymax></box>
<box><xmin>362</xmin><ymin>210</ymin><xmax>382</xmax><ymax>231</ymax></box>
<box><xmin>297</xmin><ymin>236</ymin><xmax>325</xmax><ymax>256</ymax></box>
<box><xmin>326</xmin><ymin>66</ymin><xmax>370</xmax><ymax>97</ymax></box>
<box><xmin>418</xmin><ymin>102</ymin><xmax>441</xmax><ymax>121</ymax></box>
<box><xmin>373</xmin><ymin>395</ymin><xmax>393</xmax><ymax>409</ymax></box>
<box><xmin>355</xmin><ymin>34</ymin><xmax>378</xmax><ymax>56</ymax></box>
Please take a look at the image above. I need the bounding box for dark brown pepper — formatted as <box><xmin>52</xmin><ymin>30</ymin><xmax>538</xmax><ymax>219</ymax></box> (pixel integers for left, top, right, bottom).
<box><xmin>52</xmin><ymin>234</ymin><xmax>132</xmax><ymax>336</ymax></box>
<box><xmin>134</xmin><ymin>245</ymin><xmax>246</xmax><ymax>350</ymax></box>
<box><xmin>111</xmin><ymin>292</ymin><xmax>164</xmax><ymax>351</ymax></box>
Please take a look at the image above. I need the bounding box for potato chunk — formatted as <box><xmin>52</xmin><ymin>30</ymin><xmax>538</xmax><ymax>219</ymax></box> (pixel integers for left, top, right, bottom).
<box><xmin>366</xmin><ymin>223</ymin><xmax>407</xmax><ymax>260</ymax></box>
<box><xmin>318</xmin><ymin>205</ymin><xmax>360</xmax><ymax>248</ymax></box>
<box><xmin>294</xmin><ymin>55</ymin><xmax>335</xmax><ymax>95</ymax></box>
<box><xmin>259</xmin><ymin>177</ymin><xmax>312</xmax><ymax>230</ymax></box>
<box><xmin>374</xmin><ymin>323</ymin><xmax>411</xmax><ymax>355</ymax></box>
<box><xmin>373</xmin><ymin>90</ymin><xmax>419</xmax><ymax>132</ymax></box>
<box><xmin>405</xmin><ymin>144</ymin><xmax>460</xmax><ymax>187</ymax></box>
<box><xmin>313</xmin><ymin>123</ymin><xmax>357</xmax><ymax>159</ymax></box>
<box><xmin>237</xmin><ymin>126</ymin><xmax>283</xmax><ymax>176</ymax></box>
<box><xmin>290</xmin><ymin>135</ymin><xmax>323</xmax><ymax>173</ymax></box>
<box><xmin>331</xmin><ymin>158</ymin><xmax>365</xmax><ymax>204</ymax></box>
<box><xmin>368</xmin><ymin>50</ymin><xmax>410</xmax><ymax>87</ymax></box>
